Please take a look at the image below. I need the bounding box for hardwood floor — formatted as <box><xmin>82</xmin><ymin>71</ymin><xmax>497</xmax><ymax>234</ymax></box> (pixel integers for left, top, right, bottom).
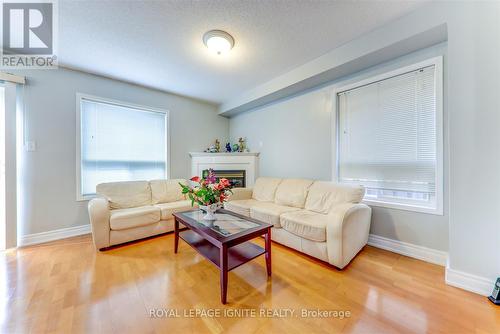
<box><xmin>1</xmin><ymin>233</ymin><xmax>499</xmax><ymax>334</ymax></box>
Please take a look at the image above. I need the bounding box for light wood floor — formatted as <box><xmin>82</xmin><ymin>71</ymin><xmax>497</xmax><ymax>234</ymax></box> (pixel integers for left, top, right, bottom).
<box><xmin>1</xmin><ymin>233</ymin><xmax>499</xmax><ymax>334</ymax></box>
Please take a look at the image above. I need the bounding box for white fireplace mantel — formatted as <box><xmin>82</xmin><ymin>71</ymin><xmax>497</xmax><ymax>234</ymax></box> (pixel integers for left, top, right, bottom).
<box><xmin>190</xmin><ymin>152</ymin><xmax>260</xmax><ymax>187</ymax></box>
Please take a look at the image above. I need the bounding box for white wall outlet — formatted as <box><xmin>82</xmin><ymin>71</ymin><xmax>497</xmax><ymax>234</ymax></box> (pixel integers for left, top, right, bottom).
<box><xmin>259</xmin><ymin>141</ymin><xmax>263</xmax><ymax>148</ymax></box>
<box><xmin>25</xmin><ymin>141</ymin><xmax>36</xmax><ymax>152</ymax></box>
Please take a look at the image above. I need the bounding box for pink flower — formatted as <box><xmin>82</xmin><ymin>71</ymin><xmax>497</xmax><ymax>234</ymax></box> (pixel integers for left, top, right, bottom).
<box><xmin>219</xmin><ymin>178</ymin><xmax>230</xmax><ymax>188</ymax></box>
<box><xmin>190</xmin><ymin>176</ymin><xmax>201</xmax><ymax>183</ymax></box>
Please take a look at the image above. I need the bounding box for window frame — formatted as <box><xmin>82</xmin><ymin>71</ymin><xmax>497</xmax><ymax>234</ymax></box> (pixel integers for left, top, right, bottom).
<box><xmin>332</xmin><ymin>56</ymin><xmax>444</xmax><ymax>215</ymax></box>
<box><xmin>75</xmin><ymin>93</ymin><xmax>170</xmax><ymax>201</ymax></box>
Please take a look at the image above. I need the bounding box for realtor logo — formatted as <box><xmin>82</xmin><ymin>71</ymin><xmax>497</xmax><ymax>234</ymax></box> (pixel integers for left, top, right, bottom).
<box><xmin>3</xmin><ymin>2</ymin><xmax>53</xmax><ymax>54</ymax></box>
<box><xmin>1</xmin><ymin>0</ymin><xmax>58</xmax><ymax>68</ymax></box>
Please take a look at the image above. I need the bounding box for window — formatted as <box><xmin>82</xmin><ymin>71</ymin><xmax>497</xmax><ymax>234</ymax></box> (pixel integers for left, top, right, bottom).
<box><xmin>77</xmin><ymin>94</ymin><xmax>168</xmax><ymax>200</ymax></box>
<box><xmin>335</xmin><ymin>57</ymin><xmax>443</xmax><ymax>214</ymax></box>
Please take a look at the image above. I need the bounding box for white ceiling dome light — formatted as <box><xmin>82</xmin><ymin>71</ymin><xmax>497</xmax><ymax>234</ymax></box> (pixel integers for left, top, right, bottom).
<box><xmin>203</xmin><ymin>30</ymin><xmax>235</xmax><ymax>55</ymax></box>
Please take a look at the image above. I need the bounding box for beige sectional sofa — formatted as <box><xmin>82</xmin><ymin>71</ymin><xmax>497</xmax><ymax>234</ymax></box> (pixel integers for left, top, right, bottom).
<box><xmin>224</xmin><ymin>178</ymin><xmax>372</xmax><ymax>269</ymax></box>
<box><xmin>88</xmin><ymin>179</ymin><xmax>193</xmax><ymax>250</ymax></box>
<box><xmin>88</xmin><ymin>177</ymin><xmax>371</xmax><ymax>268</ymax></box>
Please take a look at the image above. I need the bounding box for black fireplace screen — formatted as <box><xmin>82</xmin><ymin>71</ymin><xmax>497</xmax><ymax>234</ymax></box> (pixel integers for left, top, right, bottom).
<box><xmin>202</xmin><ymin>169</ymin><xmax>246</xmax><ymax>188</ymax></box>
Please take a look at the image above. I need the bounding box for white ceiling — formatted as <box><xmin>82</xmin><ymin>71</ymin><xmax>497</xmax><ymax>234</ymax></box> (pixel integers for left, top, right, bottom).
<box><xmin>59</xmin><ymin>0</ymin><xmax>428</xmax><ymax>104</ymax></box>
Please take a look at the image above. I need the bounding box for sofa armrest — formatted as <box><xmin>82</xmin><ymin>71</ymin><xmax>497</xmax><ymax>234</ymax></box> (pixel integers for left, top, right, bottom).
<box><xmin>326</xmin><ymin>203</ymin><xmax>372</xmax><ymax>269</ymax></box>
<box><xmin>88</xmin><ymin>197</ymin><xmax>111</xmax><ymax>250</ymax></box>
<box><xmin>228</xmin><ymin>187</ymin><xmax>253</xmax><ymax>201</ymax></box>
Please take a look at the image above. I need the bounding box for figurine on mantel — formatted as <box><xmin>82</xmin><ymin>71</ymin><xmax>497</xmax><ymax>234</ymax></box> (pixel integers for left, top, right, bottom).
<box><xmin>204</xmin><ymin>145</ymin><xmax>217</xmax><ymax>153</ymax></box>
<box><xmin>238</xmin><ymin>137</ymin><xmax>246</xmax><ymax>152</ymax></box>
<box><xmin>204</xmin><ymin>138</ymin><xmax>252</xmax><ymax>154</ymax></box>
<box><xmin>215</xmin><ymin>139</ymin><xmax>221</xmax><ymax>152</ymax></box>
<box><xmin>223</xmin><ymin>138</ymin><xmax>249</xmax><ymax>153</ymax></box>
<box><xmin>204</xmin><ymin>139</ymin><xmax>221</xmax><ymax>153</ymax></box>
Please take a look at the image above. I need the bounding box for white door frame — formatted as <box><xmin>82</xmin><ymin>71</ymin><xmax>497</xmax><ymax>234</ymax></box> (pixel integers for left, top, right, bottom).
<box><xmin>0</xmin><ymin>82</ymin><xmax>17</xmax><ymax>249</ymax></box>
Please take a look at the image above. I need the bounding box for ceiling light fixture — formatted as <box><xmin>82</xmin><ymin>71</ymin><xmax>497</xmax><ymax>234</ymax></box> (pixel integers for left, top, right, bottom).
<box><xmin>203</xmin><ymin>30</ymin><xmax>234</xmax><ymax>55</ymax></box>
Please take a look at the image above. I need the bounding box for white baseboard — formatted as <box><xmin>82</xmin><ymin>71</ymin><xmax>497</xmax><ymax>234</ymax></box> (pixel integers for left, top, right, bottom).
<box><xmin>367</xmin><ymin>234</ymin><xmax>495</xmax><ymax>296</ymax></box>
<box><xmin>367</xmin><ymin>234</ymin><xmax>448</xmax><ymax>266</ymax></box>
<box><xmin>445</xmin><ymin>267</ymin><xmax>494</xmax><ymax>296</ymax></box>
<box><xmin>18</xmin><ymin>224</ymin><xmax>91</xmax><ymax>247</ymax></box>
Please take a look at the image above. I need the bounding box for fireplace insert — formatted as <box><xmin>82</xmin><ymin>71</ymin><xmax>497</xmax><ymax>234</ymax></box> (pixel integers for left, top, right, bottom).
<box><xmin>202</xmin><ymin>169</ymin><xmax>246</xmax><ymax>188</ymax></box>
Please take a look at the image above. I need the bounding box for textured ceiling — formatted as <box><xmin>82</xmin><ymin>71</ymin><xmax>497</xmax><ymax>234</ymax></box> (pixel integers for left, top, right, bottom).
<box><xmin>59</xmin><ymin>0</ymin><xmax>428</xmax><ymax>104</ymax></box>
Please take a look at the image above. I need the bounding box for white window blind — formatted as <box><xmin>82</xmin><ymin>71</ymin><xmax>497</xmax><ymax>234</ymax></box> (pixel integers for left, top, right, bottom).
<box><xmin>80</xmin><ymin>97</ymin><xmax>167</xmax><ymax>197</ymax></box>
<box><xmin>338</xmin><ymin>65</ymin><xmax>438</xmax><ymax>209</ymax></box>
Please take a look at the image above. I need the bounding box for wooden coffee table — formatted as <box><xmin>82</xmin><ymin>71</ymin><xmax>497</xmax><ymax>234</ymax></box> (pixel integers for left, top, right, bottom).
<box><xmin>173</xmin><ymin>209</ymin><xmax>272</xmax><ymax>304</ymax></box>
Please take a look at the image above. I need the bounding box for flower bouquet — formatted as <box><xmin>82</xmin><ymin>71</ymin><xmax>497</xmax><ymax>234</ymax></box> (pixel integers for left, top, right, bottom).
<box><xmin>179</xmin><ymin>169</ymin><xmax>233</xmax><ymax>220</ymax></box>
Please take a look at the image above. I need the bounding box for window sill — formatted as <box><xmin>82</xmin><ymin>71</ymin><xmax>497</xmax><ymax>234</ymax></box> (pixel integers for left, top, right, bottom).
<box><xmin>77</xmin><ymin>194</ymin><xmax>96</xmax><ymax>202</ymax></box>
<box><xmin>362</xmin><ymin>199</ymin><xmax>443</xmax><ymax>216</ymax></box>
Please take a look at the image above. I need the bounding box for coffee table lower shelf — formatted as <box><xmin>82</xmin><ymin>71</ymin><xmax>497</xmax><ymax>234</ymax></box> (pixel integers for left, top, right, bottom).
<box><xmin>173</xmin><ymin>210</ymin><xmax>272</xmax><ymax>304</ymax></box>
<box><xmin>179</xmin><ymin>230</ymin><xmax>265</xmax><ymax>271</ymax></box>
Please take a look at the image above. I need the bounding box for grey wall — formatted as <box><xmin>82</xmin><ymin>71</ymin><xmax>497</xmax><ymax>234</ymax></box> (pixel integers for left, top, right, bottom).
<box><xmin>230</xmin><ymin>43</ymin><xmax>448</xmax><ymax>251</ymax></box>
<box><xmin>230</xmin><ymin>88</ymin><xmax>333</xmax><ymax>180</ymax></box>
<box><xmin>231</xmin><ymin>1</ymin><xmax>500</xmax><ymax>289</ymax></box>
<box><xmin>444</xmin><ymin>2</ymin><xmax>500</xmax><ymax>283</ymax></box>
<box><xmin>15</xmin><ymin>67</ymin><xmax>229</xmax><ymax>236</ymax></box>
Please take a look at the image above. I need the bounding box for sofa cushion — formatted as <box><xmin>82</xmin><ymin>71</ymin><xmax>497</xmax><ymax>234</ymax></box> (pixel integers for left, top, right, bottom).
<box><xmin>150</xmin><ymin>179</ymin><xmax>186</xmax><ymax>204</ymax></box>
<box><xmin>250</xmin><ymin>202</ymin><xmax>300</xmax><ymax>228</ymax></box>
<box><xmin>97</xmin><ymin>181</ymin><xmax>152</xmax><ymax>209</ymax></box>
<box><xmin>252</xmin><ymin>177</ymin><xmax>282</xmax><ymax>202</ymax></box>
<box><xmin>274</xmin><ymin>179</ymin><xmax>314</xmax><ymax>208</ymax></box>
<box><xmin>305</xmin><ymin>181</ymin><xmax>365</xmax><ymax>214</ymax></box>
<box><xmin>224</xmin><ymin>199</ymin><xmax>260</xmax><ymax>217</ymax></box>
<box><xmin>280</xmin><ymin>210</ymin><xmax>329</xmax><ymax>242</ymax></box>
<box><xmin>155</xmin><ymin>200</ymin><xmax>194</xmax><ymax>220</ymax></box>
<box><xmin>110</xmin><ymin>206</ymin><xmax>160</xmax><ymax>231</ymax></box>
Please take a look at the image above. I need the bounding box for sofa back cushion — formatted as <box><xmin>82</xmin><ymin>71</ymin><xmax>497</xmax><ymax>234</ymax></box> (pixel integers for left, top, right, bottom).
<box><xmin>150</xmin><ymin>179</ymin><xmax>186</xmax><ymax>204</ymax></box>
<box><xmin>274</xmin><ymin>179</ymin><xmax>314</xmax><ymax>208</ymax></box>
<box><xmin>305</xmin><ymin>181</ymin><xmax>365</xmax><ymax>214</ymax></box>
<box><xmin>96</xmin><ymin>181</ymin><xmax>152</xmax><ymax>209</ymax></box>
<box><xmin>252</xmin><ymin>177</ymin><xmax>282</xmax><ymax>202</ymax></box>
